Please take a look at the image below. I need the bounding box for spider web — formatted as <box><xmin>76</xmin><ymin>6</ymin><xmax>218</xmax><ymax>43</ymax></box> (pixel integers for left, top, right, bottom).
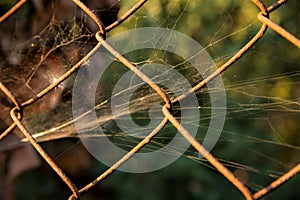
<box><xmin>0</xmin><ymin>0</ymin><xmax>299</xmax><ymax>198</ymax></box>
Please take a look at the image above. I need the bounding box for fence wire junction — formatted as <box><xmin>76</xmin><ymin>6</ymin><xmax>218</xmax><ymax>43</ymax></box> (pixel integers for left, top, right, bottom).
<box><xmin>0</xmin><ymin>0</ymin><xmax>300</xmax><ymax>199</ymax></box>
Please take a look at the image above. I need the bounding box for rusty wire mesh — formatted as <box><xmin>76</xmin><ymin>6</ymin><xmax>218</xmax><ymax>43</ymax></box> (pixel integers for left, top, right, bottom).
<box><xmin>0</xmin><ymin>0</ymin><xmax>299</xmax><ymax>199</ymax></box>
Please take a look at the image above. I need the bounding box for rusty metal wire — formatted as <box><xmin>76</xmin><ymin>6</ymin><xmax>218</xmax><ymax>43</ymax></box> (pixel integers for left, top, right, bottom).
<box><xmin>0</xmin><ymin>0</ymin><xmax>299</xmax><ymax>199</ymax></box>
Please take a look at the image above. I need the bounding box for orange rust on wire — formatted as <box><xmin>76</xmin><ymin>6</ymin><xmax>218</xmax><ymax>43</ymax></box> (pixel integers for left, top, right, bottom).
<box><xmin>72</xmin><ymin>0</ymin><xmax>106</xmax><ymax>38</ymax></box>
<box><xmin>0</xmin><ymin>123</ymin><xmax>17</xmax><ymax>141</ymax></box>
<box><xmin>251</xmin><ymin>0</ymin><xmax>269</xmax><ymax>17</ymax></box>
<box><xmin>253</xmin><ymin>163</ymin><xmax>300</xmax><ymax>199</ymax></box>
<box><xmin>161</xmin><ymin>105</ymin><xmax>254</xmax><ymax>200</ymax></box>
<box><xmin>10</xmin><ymin>107</ymin><xmax>80</xmax><ymax>199</ymax></box>
<box><xmin>257</xmin><ymin>13</ymin><xmax>300</xmax><ymax>48</ymax></box>
<box><xmin>69</xmin><ymin>118</ymin><xmax>169</xmax><ymax>199</ymax></box>
<box><xmin>105</xmin><ymin>0</ymin><xmax>148</xmax><ymax>32</ymax></box>
<box><xmin>0</xmin><ymin>82</ymin><xmax>23</xmax><ymax>140</ymax></box>
<box><xmin>0</xmin><ymin>0</ymin><xmax>27</xmax><ymax>23</ymax></box>
<box><xmin>0</xmin><ymin>82</ymin><xmax>22</xmax><ymax>113</ymax></box>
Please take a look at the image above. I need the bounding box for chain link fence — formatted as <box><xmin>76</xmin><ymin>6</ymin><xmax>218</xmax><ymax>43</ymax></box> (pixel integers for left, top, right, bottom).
<box><xmin>0</xmin><ymin>0</ymin><xmax>299</xmax><ymax>199</ymax></box>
